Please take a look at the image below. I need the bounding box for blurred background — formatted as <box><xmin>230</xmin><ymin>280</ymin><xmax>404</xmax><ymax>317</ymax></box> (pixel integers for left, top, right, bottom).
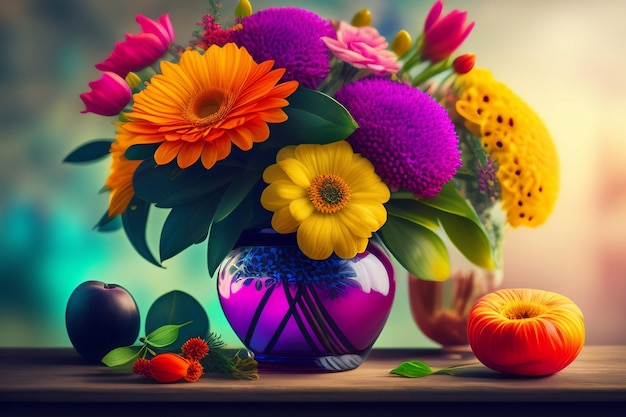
<box><xmin>1</xmin><ymin>0</ymin><xmax>625</xmax><ymax>348</ymax></box>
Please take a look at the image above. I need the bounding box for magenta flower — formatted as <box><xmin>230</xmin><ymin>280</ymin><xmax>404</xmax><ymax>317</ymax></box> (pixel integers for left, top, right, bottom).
<box><xmin>80</xmin><ymin>72</ymin><xmax>131</xmax><ymax>116</ymax></box>
<box><xmin>335</xmin><ymin>77</ymin><xmax>460</xmax><ymax>198</ymax></box>
<box><xmin>95</xmin><ymin>14</ymin><xmax>174</xmax><ymax>77</ymax></box>
<box><xmin>321</xmin><ymin>21</ymin><xmax>400</xmax><ymax>73</ymax></box>
<box><xmin>421</xmin><ymin>0</ymin><xmax>474</xmax><ymax>63</ymax></box>
<box><xmin>231</xmin><ymin>7</ymin><xmax>335</xmax><ymax>89</ymax></box>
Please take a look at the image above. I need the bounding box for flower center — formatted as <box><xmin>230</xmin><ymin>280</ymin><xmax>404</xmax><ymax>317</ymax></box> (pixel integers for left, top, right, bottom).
<box><xmin>184</xmin><ymin>88</ymin><xmax>231</xmax><ymax>127</ymax></box>
<box><xmin>502</xmin><ymin>301</ymin><xmax>547</xmax><ymax>320</ymax></box>
<box><xmin>308</xmin><ymin>174</ymin><xmax>351</xmax><ymax>214</ymax></box>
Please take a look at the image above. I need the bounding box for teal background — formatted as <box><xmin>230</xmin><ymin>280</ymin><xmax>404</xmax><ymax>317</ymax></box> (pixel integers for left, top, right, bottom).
<box><xmin>1</xmin><ymin>0</ymin><xmax>625</xmax><ymax>348</ymax></box>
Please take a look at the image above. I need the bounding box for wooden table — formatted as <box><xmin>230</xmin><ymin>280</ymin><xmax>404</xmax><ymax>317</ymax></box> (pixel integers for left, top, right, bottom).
<box><xmin>1</xmin><ymin>346</ymin><xmax>624</xmax><ymax>416</ymax></box>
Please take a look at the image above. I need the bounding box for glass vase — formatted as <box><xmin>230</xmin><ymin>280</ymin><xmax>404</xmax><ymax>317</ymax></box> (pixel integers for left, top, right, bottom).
<box><xmin>408</xmin><ymin>203</ymin><xmax>506</xmax><ymax>349</ymax></box>
<box><xmin>217</xmin><ymin>230</ymin><xmax>395</xmax><ymax>372</ymax></box>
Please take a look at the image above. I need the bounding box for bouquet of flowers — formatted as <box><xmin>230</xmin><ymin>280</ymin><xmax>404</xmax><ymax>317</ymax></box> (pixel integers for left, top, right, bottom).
<box><xmin>66</xmin><ymin>0</ymin><xmax>559</xmax><ymax>283</ymax></box>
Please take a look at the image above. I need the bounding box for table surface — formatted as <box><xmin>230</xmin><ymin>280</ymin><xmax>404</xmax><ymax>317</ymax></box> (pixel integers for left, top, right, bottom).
<box><xmin>1</xmin><ymin>346</ymin><xmax>625</xmax><ymax>415</ymax></box>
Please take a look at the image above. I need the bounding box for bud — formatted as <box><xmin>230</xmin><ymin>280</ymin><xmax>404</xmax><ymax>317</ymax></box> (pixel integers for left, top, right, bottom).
<box><xmin>149</xmin><ymin>353</ymin><xmax>190</xmax><ymax>383</ymax></box>
<box><xmin>421</xmin><ymin>0</ymin><xmax>474</xmax><ymax>63</ymax></box>
<box><xmin>125</xmin><ymin>71</ymin><xmax>141</xmax><ymax>90</ymax></box>
<box><xmin>453</xmin><ymin>53</ymin><xmax>476</xmax><ymax>74</ymax></box>
<box><xmin>80</xmin><ymin>72</ymin><xmax>132</xmax><ymax>116</ymax></box>
<box><xmin>391</xmin><ymin>29</ymin><xmax>412</xmax><ymax>57</ymax></box>
<box><xmin>235</xmin><ymin>0</ymin><xmax>253</xmax><ymax>18</ymax></box>
<box><xmin>351</xmin><ymin>9</ymin><xmax>371</xmax><ymax>27</ymax></box>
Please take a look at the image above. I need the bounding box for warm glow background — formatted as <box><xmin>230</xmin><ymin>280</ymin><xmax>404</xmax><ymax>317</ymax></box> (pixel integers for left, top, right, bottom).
<box><xmin>1</xmin><ymin>0</ymin><xmax>625</xmax><ymax>348</ymax></box>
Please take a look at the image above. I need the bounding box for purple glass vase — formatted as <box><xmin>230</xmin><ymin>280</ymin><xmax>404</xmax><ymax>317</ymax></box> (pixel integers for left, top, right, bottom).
<box><xmin>217</xmin><ymin>230</ymin><xmax>395</xmax><ymax>372</ymax></box>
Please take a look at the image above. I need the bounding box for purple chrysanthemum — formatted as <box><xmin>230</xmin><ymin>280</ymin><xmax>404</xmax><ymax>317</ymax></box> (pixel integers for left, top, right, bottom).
<box><xmin>335</xmin><ymin>77</ymin><xmax>461</xmax><ymax>198</ymax></box>
<box><xmin>231</xmin><ymin>7</ymin><xmax>335</xmax><ymax>89</ymax></box>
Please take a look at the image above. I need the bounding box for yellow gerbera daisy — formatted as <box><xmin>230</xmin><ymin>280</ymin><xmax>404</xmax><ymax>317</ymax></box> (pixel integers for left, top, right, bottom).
<box><xmin>117</xmin><ymin>43</ymin><xmax>299</xmax><ymax>169</ymax></box>
<box><xmin>105</xmin><ymin>140</ymin><xmax>141</xmax><ymax>217</ymax></box>
<box><xmin>452</xmin><ymin>68</ymin><xmax>559</xmax><ymax>227</ymax></box>
<box><xmin>260</xmin><ymin>140</ymin><xmax>390</xmax><ymax>260</ymax></box>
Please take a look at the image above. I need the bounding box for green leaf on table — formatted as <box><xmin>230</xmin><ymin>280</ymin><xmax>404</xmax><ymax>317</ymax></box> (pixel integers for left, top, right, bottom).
<box><xmin>268</xmin><ymin>87</ymin><xmax>358</xmax><ymax>146</ymax></box>
<box><xmin>63</xmin><ymin>139</ymin><xmax>114</xmax><ymax>163</ymax></box>
<box><xmin>390</xmin><ymin>360</ymin><xmax>480</xmax><ymax>378</ymax></box>
<box><xmin>145</xmin><ymin>290</ymin><xmax>209</xmax><ymax>352</ymax></box>
<box><xmin>101</xmin><ymin>346</ymin><xmax>141</xmax><ymax>367</ymax></box>
<box><xmin>390</xmin><ymin>360</ymin><xmax>433</xmax><ymax>378</ymax></box>
<box><xmin>144</xmin><ymin>321</ymin><xmax>192</xmax><ymax>348</ymax></box>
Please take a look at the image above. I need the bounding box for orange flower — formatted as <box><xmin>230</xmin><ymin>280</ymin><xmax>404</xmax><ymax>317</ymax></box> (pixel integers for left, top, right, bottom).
<box><xmin>105</xmin><ymin>140</ymin><xmax>141</xmax><ymax>217</ymax></box>
<box><xmin>181</xmin><ymin>337</ymin><xmax>209</xmax><ymax>360</ymax></box>
<box><xmin>184</xmin><ymin>360</ymin><xmax>204</xmax><ymax>382</ymax></box>
<box><xmin>132</xmin><ymin>357</ymin><xmax>152</xmax><ymax>378</ymax></box>
<box><xmin>117</xmin><ymin>43</ymin><xmax>299</xmax><ymax>170</ymax></box>
<box><xmin>149</xmin><ymin>353</ymin><xmax>192</xmax><ymax>383</ymax></box>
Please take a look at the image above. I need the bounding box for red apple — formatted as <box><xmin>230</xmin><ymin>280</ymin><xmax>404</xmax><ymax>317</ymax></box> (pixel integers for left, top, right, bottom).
<box><xmin>65</xmin><ymin>280</ymin><xmax>140</xmax><ymax>362</ymax></box>
<box><xmin>467</xmin><ymin>288</ymin><xmax>585</xmax><ymax>376</ymax></box>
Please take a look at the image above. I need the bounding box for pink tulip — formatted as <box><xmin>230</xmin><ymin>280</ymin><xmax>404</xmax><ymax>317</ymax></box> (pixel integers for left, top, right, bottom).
<box><xmin>80</xmin><ymin>72</ymin><xmax>131</xmax><ymax>116</ymax></box>
<box><xmin>95</xmin><ymin>14</ymin><xmax>175</xmax><ymax>77</ymax></box>
<box><xmin>421</xmin><ymin>0</ymin><xmax>474</xmax><ymax>63</ymax></box>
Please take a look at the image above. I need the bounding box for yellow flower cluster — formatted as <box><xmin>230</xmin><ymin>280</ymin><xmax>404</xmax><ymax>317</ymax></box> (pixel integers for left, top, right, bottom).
<box><xmin>453</xmin><ymin>69</ymin><xmax>559</xmax><ymax>227</ymax></box>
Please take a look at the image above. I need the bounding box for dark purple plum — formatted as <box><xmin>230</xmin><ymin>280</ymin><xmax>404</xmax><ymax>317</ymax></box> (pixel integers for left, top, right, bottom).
<box><xmin>65</xmin><ymin>280</ymin><xmax>140</xmax><ymax>362</ymax></box>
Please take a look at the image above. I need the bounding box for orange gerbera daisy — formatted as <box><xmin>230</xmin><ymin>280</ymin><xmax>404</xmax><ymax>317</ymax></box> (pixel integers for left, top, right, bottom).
<box><xmin>117</xmin><ymin>43</ymin><xmax>299</xmax><ymax>169</ymax></box>
<box><xmin>105</xmin><ymin>140</ymin><xmax>141</xmax><ymax>217</ymax></box>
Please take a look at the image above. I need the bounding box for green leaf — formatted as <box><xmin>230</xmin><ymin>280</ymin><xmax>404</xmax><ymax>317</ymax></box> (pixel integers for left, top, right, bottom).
<box><xmin>63</xmin><ymin>139</ymin><xmax>114</xmax><ymax>163</ymax></box>
<box><xmin>385</xmin><ymin>199</ymin><xmax>440</xmax><ymax>231</ymax></box>
<box><xmin>124</xmin><ymin>143</ymin><xmax>159</xmax><ymax>160</ymax></box>
<box><xmin>206</xmin><ymin>191</ymin><xmax>257</xmax><ymax>277</ymax></box>
<box><xmin>390</xmin><ymin>360</ymin><xmax>433</xmax><ymax>378</ymax></box>
<box><xmin>121</xmin><ymin>196</ymin><xmax>161</xmax><ymax>267</ymax></box>
<box><xmin>94</xmin><ymin>211</ymin><xmax>122</xmax><ymax>232</ymax></box>
<box><xmin>144</xmin><ymin>321</ymin><xmax>192</xmax><ymax>348</ymax></box>
<box><xmin>132</xmin><ymin>159</ymin><xmax>236</xmax><ymax>208</ymax></box>
<box><xmin>378</xmin><ymin>215</ymin><xmax>450</xmax><ymax>281</ymax></box>
<box><xmin>101</xmin><ymin>346</ymin><xmax>141</xmax><ymax>367</ymax></box>
<box><xmin>159</xmin><ymin>195</ymin><xmax>219</xmax><ymax>262</ymax></box>
<box><xmin>438</xmin><ymin>210</ymin><xmax>495</xmax><ymax>269</ymax></box>
<box><xmin>390</xmin><ymin>361</ymin><xmax>480</xmax><ymax>378</ymax></box>
<box><xmin>145</xmin><ymin>290</ymin><xmax>209</xmax><ymax>352</ymax></box>
<box><xmin>268</xmin><ymin>87</ymin><xmax>358</xmax><ymax>146</ymax></box>
<box><xmin>420</xmin><ymin>182</ymin><xmax>495</xmax><ymax>269</ymax></box>
<box><xmin>213</xmin><ymin>171</ymin><xmax>262</xmax><ymax>223</ymax></box>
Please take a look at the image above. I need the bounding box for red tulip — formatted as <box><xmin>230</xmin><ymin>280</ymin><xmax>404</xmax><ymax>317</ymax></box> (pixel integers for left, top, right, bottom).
<box><xmin>467</xmin><ymin>288</ymin><xmax>585</xmax><ymax>376</ymax></box>
<box><xmin>452</xmin><ymin>53</ymin><xmax>476</xmax><ymax>75</ymax></box>
<box><xmin>95</xmin><ymin>14</ymin><xmax>174</xmax><ymax>77</ymax></box>
<box><xmin>421</xmin><ymin>0</ymin><xmax>474</xmax><ymax>63</ymax></box>
<box><xmin>79</xmin><ymin>72</ymin><xmax>131</xmax><ymax>116</ymax></box>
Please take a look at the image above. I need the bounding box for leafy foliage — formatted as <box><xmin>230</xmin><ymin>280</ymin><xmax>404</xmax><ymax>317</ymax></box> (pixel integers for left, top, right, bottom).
<box><xmin>390</xmin><ymin>360</ymin><xmax>479</xmax><ymax>378</ymax></box>
<box><xmin>144</xmin><ymin>291</ymin><xmax>209</xmax><ymax>352</ymax></box>
<box><xmin>63</xmin><ymin>139</ymin><xmax>114</xmax><ymax>163</ymax></box>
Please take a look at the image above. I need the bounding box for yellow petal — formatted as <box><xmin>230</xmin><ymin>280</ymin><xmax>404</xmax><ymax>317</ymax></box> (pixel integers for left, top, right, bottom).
<box><xmin>289</xmin><ymin>198</ymin><xmax>315</xmax><ymax>222</ymax></box>
<box><xmin>260</xmin><ymin>180</ymin><xmax>307</xmax><ymax>210</ymax></box>
<box><xmin>278</xmin><ymin>158</ymin><xmax>313</xmax><ymax>188</ymax></box>
<box><xmin>271</xmin><ymin>206</ymin><xmax>300</xmax><ymax>233</ymax></box>
<box><xmin>297</xmin><ymin>214</ymin><xmax>333</xmax><ymax>260</ymax></box>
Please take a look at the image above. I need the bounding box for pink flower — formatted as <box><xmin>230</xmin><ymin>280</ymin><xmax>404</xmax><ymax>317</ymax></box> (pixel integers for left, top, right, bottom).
<box><xmin>80</xmin><ymin>72</ymin><xmax>131</xmax><ymax>116</ymax></box>
<box><xmin>321</xmin><ymin>21</ymin><xmax>400</xmax><ymax>73</ymax></box>
<box><xmin>95</xmin><ymin>14</ymin><xmax>174</xmax><ymax>77</ymax></box>
<box><xmin>421</xmin><ymin>0</ymin><xmax>474</xmax><ymax>63</ymax></box>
